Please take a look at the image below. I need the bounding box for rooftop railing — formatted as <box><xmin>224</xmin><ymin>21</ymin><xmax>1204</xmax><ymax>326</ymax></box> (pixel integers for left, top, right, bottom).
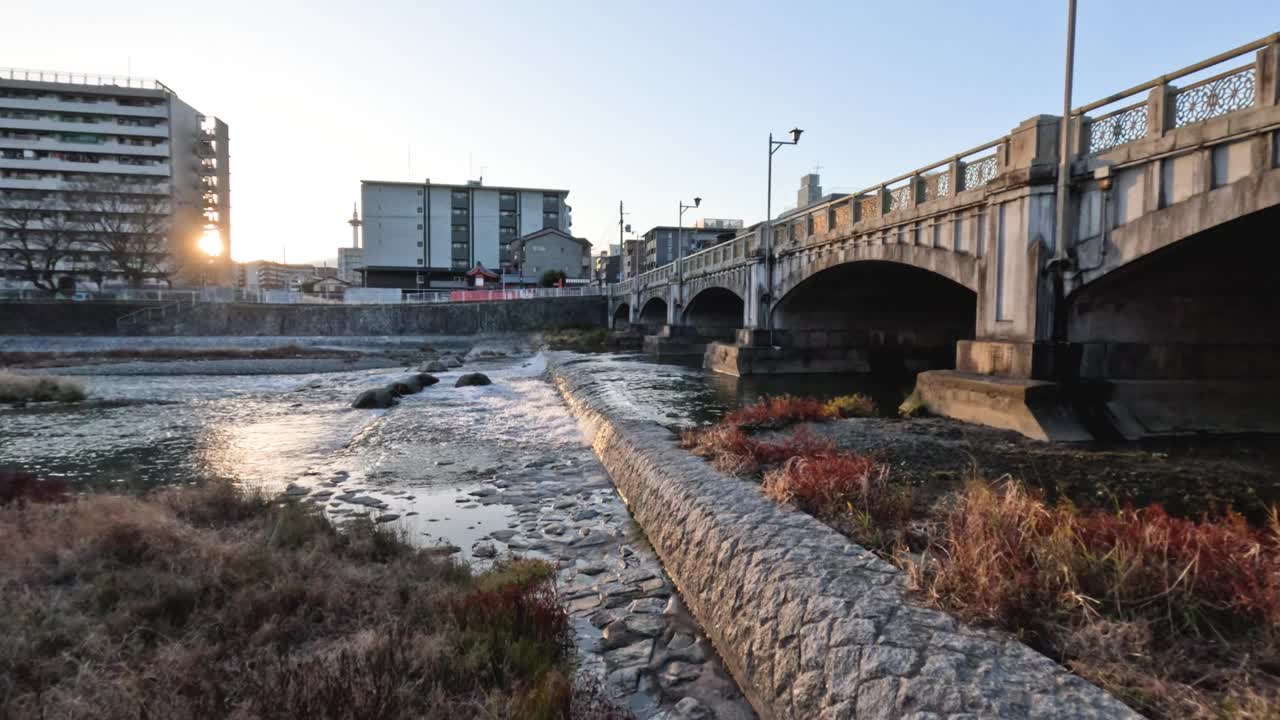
<box><xmin>0</xmin><ymin>67</ymin><xmax>171</xmax><ymax>93</ymax></box>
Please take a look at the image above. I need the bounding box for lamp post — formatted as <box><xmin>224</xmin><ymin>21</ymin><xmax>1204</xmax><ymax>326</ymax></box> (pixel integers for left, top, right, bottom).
<box><xmin>677</xmin><ymin>196</ymin><xmax>701</xmax><ymax>285</ymax></box>
<box><xmin>766</xmin><ymin>127</ymin><xmax>803</xmax><ymax>344</ymax></box>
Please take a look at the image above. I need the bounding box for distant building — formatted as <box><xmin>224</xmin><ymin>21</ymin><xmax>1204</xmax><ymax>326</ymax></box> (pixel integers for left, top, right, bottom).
<box><xmin>515</xmin><ymin>227</ymin><xmax>591</xmax><ymax>281</ymax></box>
<box><xmin>640</xmin><ymin>224</ymin><xmax>738</xmax><ymax>273</ymax></box>
<box><xmin>622</xmin><ymin>238</ymin><xmax>643</xmax><ymax>280</ymax></box>
<box><xmin>337</xmin><ymin>247</ymin><xmax>363</xmax><ymax>284</ymax></box>
<box><xmin>238</xmin><ymin>261</ymin><xmax>318</xmax><ymax>291</ymax></box>
<box><xmin>694</xmin><ymin>218</ymin><xmax>744</xmax><ymax>231</ymax></box>
<box><xmin>312</xmin><ymin>276</ymin><xmax>350</xmax><ymax>294</ymax></box>
<box><xmin>358</xmin><ymin>178</ymin><xmax>572</xmax><ymax>289</ymax></box>
<box><xmin>0</xmin><ymin>68</ymin><xmax>230</xmax><ymax>289</ymax></box>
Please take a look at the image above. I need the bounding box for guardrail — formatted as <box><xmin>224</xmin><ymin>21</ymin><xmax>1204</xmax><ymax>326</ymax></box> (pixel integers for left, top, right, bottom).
<box><xmin>1077</xmin><ymin>32</ymin><xmax>1278</xmax><ymax>155</ymax></box>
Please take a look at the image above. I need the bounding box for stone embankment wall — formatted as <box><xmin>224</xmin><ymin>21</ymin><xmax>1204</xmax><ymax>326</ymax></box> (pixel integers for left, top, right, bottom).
<box><xmin>0</xmin><ymin>302</ymin><xmax>153</xmax><ymax>336</ymax></box>
<box><xmin>0</xmin><ymin>297</ymin><xmax>606</xmax><ymax>336</ymax></box>
<box><xmin>551</xmin><ymin>362</ymin><xmax>1139</xmax><ymax>720</ymax></box>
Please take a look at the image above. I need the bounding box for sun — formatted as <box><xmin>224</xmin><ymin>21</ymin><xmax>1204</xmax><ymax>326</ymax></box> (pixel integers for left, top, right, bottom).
<box><xmin>198</xmin><ymin>227</ymin><xmax>223</xmax><ymax>257</ymax></box>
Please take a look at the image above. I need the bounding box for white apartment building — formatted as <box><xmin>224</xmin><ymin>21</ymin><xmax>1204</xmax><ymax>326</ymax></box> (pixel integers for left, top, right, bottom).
<box><xmin>0</xmin><ymin>68</ymin><xmax>230</xmax><ymax>290</ymax></box>
<box><xmin>359</xmin><ymin>179</ymin><xmax>571</xmax><ymax>289</ymax></box>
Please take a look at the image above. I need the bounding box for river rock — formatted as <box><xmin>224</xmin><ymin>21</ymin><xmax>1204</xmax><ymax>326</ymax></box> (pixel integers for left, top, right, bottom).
<box><xmin>573</xmin><ymin>508</ymin><xmax>599</xmax><ymax>521</ymax></box>
<box><xmin>624</xmin><ymin>614</ymin><xmax>666</xmax><ymax>638</ymax></box>
<box><xmin>415</xmin><ymin>373</ymin><xmax>440</xmax><ymax>388</ymax></box>
<box><xmin>454</xmin><ymin>372</ymin><xmax>492</xmax><ymax>387</ymax></box>
<box><xmin>543</xmin><ymin>522</ymin><xmax>566</xmax><ymax>536</ymax></box>
<box><xmin>472</xmin><ymin>541</ymin><xmax>497</xmax><ymax>558</ymax></box>
<box><xmin>490</xmin><ymin>529</ymin><xmax>517</xmax><ymax>542</ymax></box>
<box><xmin>351</xmin><ymin>387</ymin><xmax>396</xmax><ymax>409</ymax></box>
<box><xmin>419</xmin><ymin>360</ymin><xmax>448</xmax><ymax>373</ymax></box>
<box><xmin>444</xmin><ymin>355</ymin><xmax>464</xmax><ymax>368</ymax></box>
<box><xmin>659</xmin><ymin>661</ymin><xmax>701</xmax><ymax>687</ymax></box>
<box><xmin>282</xmin><ymin>483</ymin><xmax>309</xmax><ymax>497</ymax></box>
<box><xmin>386</xmin><ymin>380</ymin><xmax>416</xmax><ymax>396</ymax></box>
<box><xmin>674</xmin><ymin>697</ymin><xmax>713</xmax><ymax>720</ymax></box>
<box><xmin>375</xmin><ymin>513</ymin><xmax>400</xmax><ymax>523</ymax></box>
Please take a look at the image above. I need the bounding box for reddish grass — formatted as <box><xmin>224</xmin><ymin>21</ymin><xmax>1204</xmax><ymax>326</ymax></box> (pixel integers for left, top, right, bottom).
<box><xmin>0</xmin><ymin>470</ymin><xmax>69</xmax><ymax>507</ymax></box>
<box><xmin>721</xmin><ymin>395</ymin><xmax>832</xmax><ymax>431</ymax></box>
<box><xmin>680</xmin><ymin>425</ymin><xmax>834</xmax><ymax>476</ymax></box>
<box><xmin>906</xmin><ymin>479</ymin><xmax>1280</xmax><ymax>718</ymax></box>
<box><xmin>763</xmin><ymin>452</ymin><xmax>912</xmax><ymax>552</ymax></box>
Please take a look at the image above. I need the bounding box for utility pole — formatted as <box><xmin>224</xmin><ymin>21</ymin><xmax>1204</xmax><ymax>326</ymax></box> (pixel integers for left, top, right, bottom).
<box><xmin>1052</xmin><ymin>0</ymin><xmax>1078</xmax><ymax>344</ymax></box>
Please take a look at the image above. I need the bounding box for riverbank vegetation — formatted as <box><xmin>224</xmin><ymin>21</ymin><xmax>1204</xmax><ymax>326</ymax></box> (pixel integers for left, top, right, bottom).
<box><xmin>0</xmin><ymin>344</ymin><xmax>359</xmax><ymax>369</ymax></box>
<box><xmin>0</xmin><ymin>477</ymin><xmax>624</xmax><ymax>719</ymax></box>
<box><xmin>0</xmin><ymin>370</ymin><xmax>86</xmax><ymax>403</ymax></box>
<box><xmin>681</xmin><ymin>394</ymin><xmax>1280</xmax><ymax>718</ymax></box>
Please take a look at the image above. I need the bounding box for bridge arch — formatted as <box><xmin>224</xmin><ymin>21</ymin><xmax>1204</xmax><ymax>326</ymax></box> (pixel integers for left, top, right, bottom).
<box><xmin>1066</xmin><ymin>204</ymin><xmax>1280</xmax><ymax>378</ymax></box>
<box><xmin>637</xmin><ymin>297</ymin><xmax>668</xmax><ymax>335</ymax></box>
<box><xmin>612</xmin><ymin>302</ymin><xmax>631</xmax><ymax>330</ymax></box>
<box><xmin>773</xmin><ymin>242</ymin><xmax>981</xmax><ymax>302</ymax></box>
<box><xmin>684</xmin><ymin>286</ymin><xmax>744</xmax><ymax>341</ymax></box>
<box><xmin>772</xmin><ymin>259</ymin><xmax>977</xmax><ymax>375</ymax></box>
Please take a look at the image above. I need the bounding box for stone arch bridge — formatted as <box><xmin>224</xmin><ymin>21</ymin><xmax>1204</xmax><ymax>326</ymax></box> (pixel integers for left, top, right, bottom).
<box><xmin>609</xmin><ymin>34</ymin><xmax>1280</xmax><ymax>440</ymax></box>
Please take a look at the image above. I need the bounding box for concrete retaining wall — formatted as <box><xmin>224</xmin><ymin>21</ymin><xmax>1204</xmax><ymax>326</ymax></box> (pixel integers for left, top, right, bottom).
<box><xmin>0</xmin><ymin>297</ymin><xmax>606</xmax><ymax>336</ymax></box>
<box><xmin>551</xmin><ymin>362</ymin><xmax>1138</xmax><ymax>719</ymax></box>
<box><xmin>0</xmin><ymin>302</ymin><xmax>153</xmax><ymax>336</ymax></box>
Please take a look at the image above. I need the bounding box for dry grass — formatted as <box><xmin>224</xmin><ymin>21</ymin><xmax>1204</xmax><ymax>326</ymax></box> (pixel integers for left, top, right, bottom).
<box><xmin>823</xmin><ymin>393</ymin><xmax>878</xmax><ymax>418</ymax></box>
<box><xmin>0</xmin><ymin>481</ymin><xmax>628</xmax><ymax>719</ymax></box>
<box><xmin>721</xmin><ymin>394</ymin><xmax>832</xmax><ymax>431</ymax></box>
<box><xmin>763</xmin><ymin>452</ymin><xmax>912</xmax><ymax>552</ymax></box>
<box><xmin>897</xmin><ymin>388</ymin><xmax>927</xmax><ymax>418</ymax></box>
<box><xmin>904</xmin><ymin>478</ymin><xmax>1280</xmax><ymax>719</ymax></box>
<box><xmin>0</xmin><ymin>371</ymin><xmax>86</xmax><ymax>403</ymax></box>
<box><xmin>680</xmin><ymin>425</ymin><xmax>834</xmax><ymax>477</ymax></box>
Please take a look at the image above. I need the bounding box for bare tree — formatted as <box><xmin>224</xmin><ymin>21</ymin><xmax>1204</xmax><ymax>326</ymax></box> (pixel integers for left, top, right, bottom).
<box><xmin>0</xmin><ymin>192</ymin><xmax>78</xmax><ymax>293</ymax></box>
<box><xmin>71</xmin><ymin>179</ymin><xmax>173</xmax><ymax>289</ymax></box>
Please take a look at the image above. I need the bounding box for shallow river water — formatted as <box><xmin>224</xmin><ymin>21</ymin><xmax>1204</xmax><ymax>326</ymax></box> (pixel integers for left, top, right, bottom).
<box><xmin>0</xmin><ymin>347</ymin><xmax>783</xmax><ymax>719</ymax></box>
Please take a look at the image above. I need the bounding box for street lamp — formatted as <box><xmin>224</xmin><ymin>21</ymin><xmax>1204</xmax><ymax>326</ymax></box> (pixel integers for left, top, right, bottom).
<box><xmin>765</xmin><ymin>127</ymin><xmax>803</xmax><ymax>343</ymax></box>
<box><xmin>677</xmin><ymin>196</ymin><xmax>701</xmax><ymax>289</ymax></box>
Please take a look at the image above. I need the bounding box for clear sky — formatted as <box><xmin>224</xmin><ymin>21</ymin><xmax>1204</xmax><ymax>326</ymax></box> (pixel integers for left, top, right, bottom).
<box><xmin>4</xmin><ymin>1</ymin><xmax>1277</xmax><ymax>264</ymax></box>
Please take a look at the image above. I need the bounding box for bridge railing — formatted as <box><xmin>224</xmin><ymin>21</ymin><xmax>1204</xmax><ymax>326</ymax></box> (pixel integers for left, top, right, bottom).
<box><xmin>1078</xmin><ymin>32</ymin><xmax>1279</xmax><ymax>156</ymax></box>
<box><xmin>772</xmin><ymin>136</ymin><xmax>1007</xmax><ymax>254</ymax></box>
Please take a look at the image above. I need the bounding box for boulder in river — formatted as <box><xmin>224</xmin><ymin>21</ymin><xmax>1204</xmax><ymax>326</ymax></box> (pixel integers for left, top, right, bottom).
<box><xmin>444</xmin><ymin>355</ymin><xmax>464</xmax><ymax>368</ymax></box>
<box><xmin>454</xmin><ymin>372</ymin><xmax>492</xmax><ymax>387</ymax></box>
<box><xmin>415</xmin><ymin>373</ymin><xmax>440</xmax><ymax>388</ymax></box>
<box><xmin>386</xmin><ymin>380</ymin><xmax>415</xmax><ymax>397</ymax></box>
<box><xmin>419</xmin><ymin>360</ymin><xmax>448</xmax><ymax>373</ymax></box>
<box><xmin>351</xmin><ymin>387</ymin><xmax>397</xmax><ymax>409</ymax></box>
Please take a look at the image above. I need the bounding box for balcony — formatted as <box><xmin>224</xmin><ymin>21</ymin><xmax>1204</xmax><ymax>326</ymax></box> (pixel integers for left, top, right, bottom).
<box><xmin>0</xmin><ymin>96</ymin><xmax>167</xmax><ymax>119</ymax></box>
<box><xmin>0</xmin><ymin>116</ymin><xmax>168</xmax><ymax>138</ymax></box>
<box><xmin>0</xmin><ymin>157</ymin><xmax>170</xmax><ymax>176</ymax></box>
<box><xmin>0</xmin><ymin>136</ymin><xmax>169</xmax><ymax>158</ymax></box>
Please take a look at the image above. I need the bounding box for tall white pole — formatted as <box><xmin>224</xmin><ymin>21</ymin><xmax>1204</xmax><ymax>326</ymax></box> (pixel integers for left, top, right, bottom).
<box><xmin>1054</xmin><ymin>0</ymin><xmax>1077</xmax><ymax>264</ymax></box>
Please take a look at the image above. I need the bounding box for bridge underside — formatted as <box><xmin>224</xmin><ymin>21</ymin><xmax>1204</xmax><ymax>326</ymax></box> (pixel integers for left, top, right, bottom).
<box><xmin>1060</xmin><ymin>204</ymin><xmax>1280</xmax><ymax>436</ymax></box>
<box><xmin>707</xmin><ymin>262</ymin><xmax>976</xmax><ymax>376</ymax></box>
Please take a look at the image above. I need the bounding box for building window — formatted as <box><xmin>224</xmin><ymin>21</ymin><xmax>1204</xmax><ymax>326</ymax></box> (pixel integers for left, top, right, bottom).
<box><xmin>417</xmin><ymin>223</ymin><xmax>423</xmax><ymax>230</ymax></box>
<box><xmin>417</xmin><ymin>241</ymin><xmax>423</xmax><ymax>247</ymax></box>
<box><xmin>452</xmin><ymin>224</ymin><xmax>467</xmax><ymax>233</ymax></box>
<box><xmin>416</xmin><ymin>207</ymin><xmax>423</xmax><ymax>213</ymax></box>
<box><xmin>451</xmin><ymin>208</ymin><xmax>468</xmax><ymax>217</ymax></box>
<box><xmin>417</xmin><ymin>258</ymin><xmax>424</xmax><ymax>264</ymax></box>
